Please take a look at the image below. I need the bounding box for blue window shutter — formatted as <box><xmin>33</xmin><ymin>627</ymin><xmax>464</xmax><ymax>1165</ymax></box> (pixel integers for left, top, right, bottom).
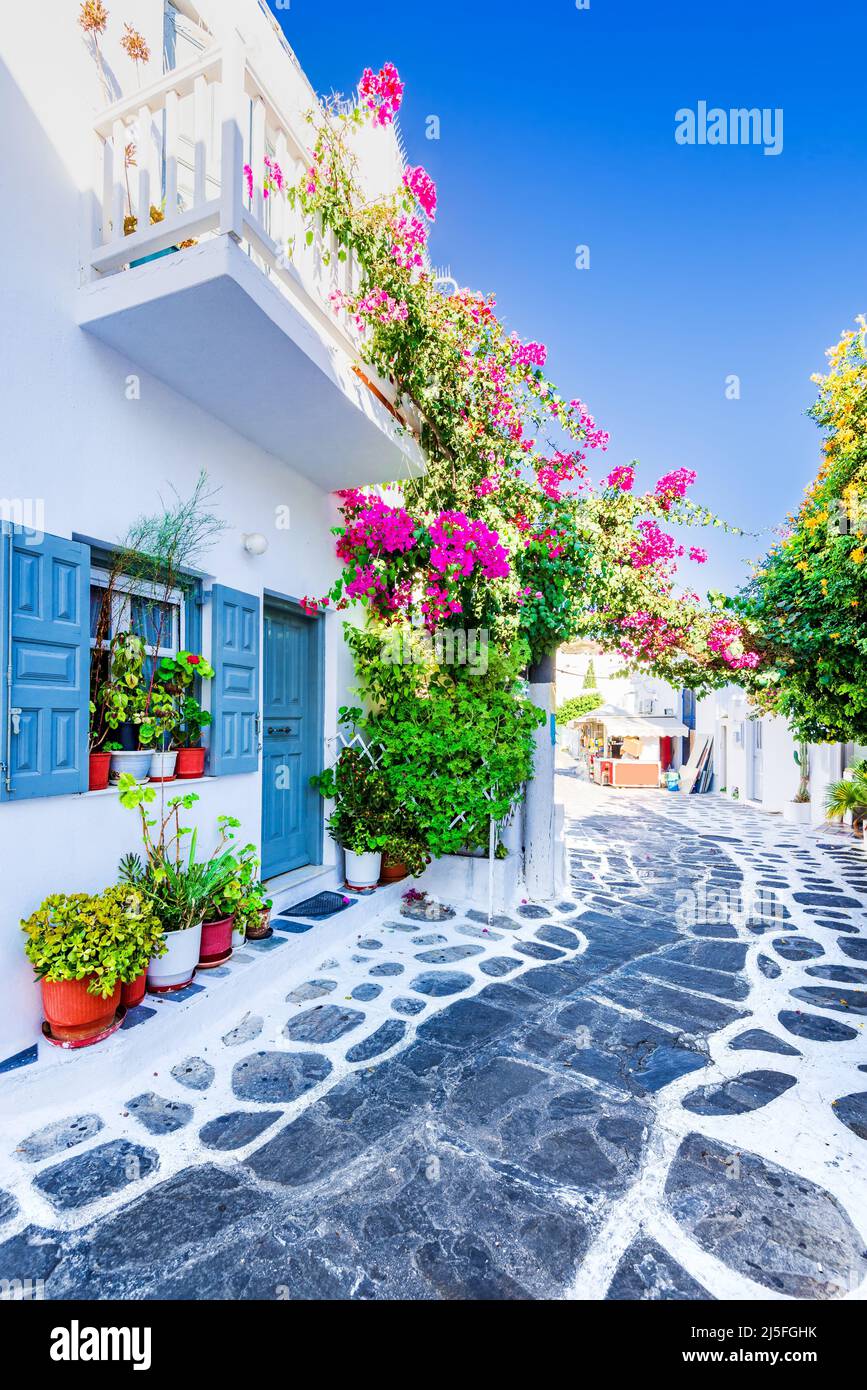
<box><xmin>211</xmin><ymin>585</ymin><xmax>260</xmax><ymax>776</ymax></box>
<box><xmin>1</xmin><ymin>528</ymin><xmax>90</xmax><ymax>801</ymax></box>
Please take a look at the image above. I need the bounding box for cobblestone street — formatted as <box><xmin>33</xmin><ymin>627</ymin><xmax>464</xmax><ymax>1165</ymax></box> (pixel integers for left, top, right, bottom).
<box><xmin>1</xmin><ymin>769</ymin><xmax>866</xmax><ymax>1301</ymax></box>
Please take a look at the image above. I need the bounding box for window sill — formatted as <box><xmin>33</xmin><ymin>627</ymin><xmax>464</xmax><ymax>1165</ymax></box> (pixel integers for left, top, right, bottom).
<box><xmin>80</xmin><ymin>775</ymin><xmax>218</xmax><ymax>799</ymax></box>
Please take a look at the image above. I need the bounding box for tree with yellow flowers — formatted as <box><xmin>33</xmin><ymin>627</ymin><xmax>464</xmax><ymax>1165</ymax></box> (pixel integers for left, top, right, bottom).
<box><xmin>734</xmin><ymin>318</ymin><xmax>867</xmax><ymax>740</ymax></box>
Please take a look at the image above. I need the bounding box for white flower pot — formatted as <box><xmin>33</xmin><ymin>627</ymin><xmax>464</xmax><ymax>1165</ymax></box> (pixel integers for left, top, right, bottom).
<box><xmin>344</xmin><ymin>849</ymin><xmax>382</xmax><ymax>890</ymax></box>
<box><xmin>232</xmin><ymin>922</ymin><xmax>247</xmax><ymax>953</ymax></box>
<box><xmin>109</xmin><ymin>749</ymin><xmax>152</xmax><ymax>783</ymax></box>
<box><xmin>147</xmin><ymin>922</ymin><xmax>203</xmax><ymax>993</ymax></box>
<box><xmin>149</xmin><ymin>750</ymin><xmax>178</xmax><ymax>783</ymax></box>
<box><xmin>783</xmin><ymin>801</ymin><xmax>811</xmax><ymax>825</ymax></box>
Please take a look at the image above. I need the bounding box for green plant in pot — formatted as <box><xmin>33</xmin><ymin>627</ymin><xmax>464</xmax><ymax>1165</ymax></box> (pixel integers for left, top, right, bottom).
<box><xmin>311</xmin><ymin>745</ymin><xmax>390</xmax><ymax>890</ymax></box>
<box><xmin>88</xmin><ymin>700</ymin><xmax>113</xmax><ymax>791</ymax></box>
<box><xmin>234</xmin><ymin>874</ymin><xmax>274</xmax><ymax>942</ymax></box>
<box><xmin>156</xmin><ymin>651</ymin><xmax>214</xmax><ymax>779</ymax></box>
<box><xmin>380</xmin><ymin>825</ymin><xmax>430</xmax><ymax>883</ymax></box>
<box><xmin>117</xmin><ymin>775</ymin><xmax>242</xmax><ymax>992</ymax></box>
<box><xmin>198</xmin><ymin>820</ymin><xmax>258</xmax><ymax>964</ymax></box>
<box><xmin>826</xmin><ymin>762</ymin><xmax>867</xmax><ymax>840</ymax></box>
<box><xmin>21</xmin><ymin>885</ymin><xmax>165</xmax><ymax>1041</ymax></box>
<box><xmin>137</xmin><ymin>685</ymin><xmax>180</xmax><ymax>783</ymax></box>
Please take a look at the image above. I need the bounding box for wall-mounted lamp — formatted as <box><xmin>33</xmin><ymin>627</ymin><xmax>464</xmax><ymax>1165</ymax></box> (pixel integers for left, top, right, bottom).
<box><xmin>242</xmin><ymin>533</ymin><xmax>269</xmax><ymax>557</ymax></box>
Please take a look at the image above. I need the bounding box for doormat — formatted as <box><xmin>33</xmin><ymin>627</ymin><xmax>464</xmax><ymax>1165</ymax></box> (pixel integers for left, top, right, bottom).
<box><xmin>276</xmin><ymin>891</ymin><xmax>358</xmax><ymax>924</ymax></box>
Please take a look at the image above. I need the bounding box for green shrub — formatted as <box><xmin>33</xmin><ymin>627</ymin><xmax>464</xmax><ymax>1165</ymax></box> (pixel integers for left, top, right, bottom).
<box><xmin>334</xmin><ymin>626</ymin><xmax>543</xmax><ymax>858</ymax></box>
<box><xmin>21</xmin><ymin>886</ymin><xmax>166</xmax><ymax>998</ymax></box>
<box><xmin>556</xmin><ymin>692</ymin><xmax>603</xmax><ymax>723</ymax></box>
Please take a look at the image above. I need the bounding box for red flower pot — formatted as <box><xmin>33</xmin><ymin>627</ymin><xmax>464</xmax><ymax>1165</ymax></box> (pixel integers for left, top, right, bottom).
<box><xmin>88</xmin><ymin>751</ymin><xmax>112</xmax><ymax>791</ymax></box>
<box><xmin>380</xmin><ymin>857</ymin><xmax>408</xmax><ymax>885</ymax></box>
<box><xmin>176</xmin><ymin>746</ymin><xmax>206</xmax><ymax>779</ymax></box>
<box><xmin>245</xmin><ymin>907</ymin><xmax>272</xmax><ymax>941</ymax></box>
<box><xmin>120</xmin><ymin>971</ymin><xmax>147</xmax><ymax>1010</ymax></box>
<box><xmin>199</xmin><ymin>915</ymin><xmax>234</xmax><ymax>965</ymax></box>
<box><xmin>41</xmin><ymin>977</ymin><xmax>121</xmax><ymax>1042</ymax></box>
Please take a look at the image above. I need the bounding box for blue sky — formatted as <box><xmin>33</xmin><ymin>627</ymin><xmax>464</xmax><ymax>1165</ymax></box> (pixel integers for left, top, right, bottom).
<box><xmin>268</xmin><ymin>0</ymin><xmax>867</xmax><ymax>594</ymax></box>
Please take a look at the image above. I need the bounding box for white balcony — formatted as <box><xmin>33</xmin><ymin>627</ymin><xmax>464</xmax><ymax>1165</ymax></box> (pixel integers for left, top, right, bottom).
<box><xmin>76</xmin><ymin>40</ymin><xmax>424</xmax><ymax>490</ymax></box>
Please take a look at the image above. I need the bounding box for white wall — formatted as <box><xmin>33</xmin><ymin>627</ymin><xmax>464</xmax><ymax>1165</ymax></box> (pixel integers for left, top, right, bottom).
<box><xmin>695</xmin><ymin>686</ymin><xmax>848</xmax><ymax>822</ymax></box>
<box><xmin>0</xmin><ymin>2</ymin><xmax>367</xmax><ymax>1060</ymax></box>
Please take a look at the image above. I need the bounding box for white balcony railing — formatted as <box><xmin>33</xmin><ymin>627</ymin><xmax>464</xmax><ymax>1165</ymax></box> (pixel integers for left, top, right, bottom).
<box><xmin>86</xmin><ymin>37</ymin><xmax>393</xmax><ymax>405</ymax></box>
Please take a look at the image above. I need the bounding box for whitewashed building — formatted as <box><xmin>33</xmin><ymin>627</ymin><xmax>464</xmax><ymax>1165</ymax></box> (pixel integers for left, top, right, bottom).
<box><xmin>0</xmin><ymin>1</ymin><xmax>424</xmax><ymax>1066</ymax></box>
<box><xmin>557</xmin><ymin>641</ymin><xmax>695</xmax><ymax>766</ymax></box>
<box><xmin>695</xmin><ymin>686</ymin><xmax>863</xmax><ymax>827</ymax></box>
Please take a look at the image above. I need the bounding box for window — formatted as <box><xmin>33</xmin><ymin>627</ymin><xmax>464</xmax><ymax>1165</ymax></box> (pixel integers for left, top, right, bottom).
<box><xmin>90</xmin><ymin>568</ymin><xmax>185</xmax><ymax>694</ymax></box>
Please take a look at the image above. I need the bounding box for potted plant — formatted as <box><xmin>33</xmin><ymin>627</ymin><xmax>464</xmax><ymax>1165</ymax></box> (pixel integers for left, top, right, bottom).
<box><xmin>155</xmin><ymin>651</ymin><xmax>214</xmax><ymax>779</ymax></box>
<box><xmin>198</xmin><ymin>820</ymin><xmax>257</xmax><ymax>966</ymax></box>
<box><xmin>138</xmin><ymin>686</ymin><xmax>180</xmax><ymax>783</ymax></box>
<box><xmin>95</xmin><ymin>633</ymin><xmax>153</xmax><ymax>781</ymax></box>
<box><xmin>21</xmin><ymin>886</ymin><xmax>164</xmax><ymax>1041</ymax></box>
<box><xmin>784</xmin><ymin>742</ymin><xmax>812</xmax><ymax>825</ymax></box>
<box><xmin>826</xmin><ymin>763</ymin><xmax>867</xmax><ymax>844</ymax></box>
<box><xmin>380</xmin><ymin>829</ymin><xmax>429</xmax><ymax>884</ymax></box>
<box><xmin>235</xmin><ymin>879</ymin><xmax>274</xmax><ymax>942</ymax></box>
<box><xmin>117</xmin><ymin>775</ymin><xmax>240</xmax><ymax>992</ymax></box>
<box><xmin>311</xmin><ymin>747</ymin><xmax>390</xmax><ymax>891</ymax></box>
<box><xmin>88</xmin><ymin>702</ymin><xmax>112</xmax><ymax>791</ymax></box>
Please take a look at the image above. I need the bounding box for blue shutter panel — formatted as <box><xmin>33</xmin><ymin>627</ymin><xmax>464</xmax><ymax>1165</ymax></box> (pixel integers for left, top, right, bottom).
<box><xmin>1</xmin><ymin>529</ymin><xmax>90</xmax><ymax>800</ymax></box>
<box><xmin>211</xmin><ymin>585</ymin><xmax>260</xmax><ymax>776</ymax></box>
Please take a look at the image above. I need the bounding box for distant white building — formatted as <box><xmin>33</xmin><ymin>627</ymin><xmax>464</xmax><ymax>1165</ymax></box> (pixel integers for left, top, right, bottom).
<box><xmin>557</xmin><ymin>641</ymin><xmax>695</xmax><ymax>770</ymax></box>
<box><xmin>695</xmin><ymin>686</ymin><xmax>864</xmax><ymax>827</ymax></box>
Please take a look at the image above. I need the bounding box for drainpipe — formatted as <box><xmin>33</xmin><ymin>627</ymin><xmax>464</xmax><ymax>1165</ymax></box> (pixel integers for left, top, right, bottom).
<box><xmin>524</xmin><ymin>648</ymin><xmax>556</xmax><ymax>901</ymax></box>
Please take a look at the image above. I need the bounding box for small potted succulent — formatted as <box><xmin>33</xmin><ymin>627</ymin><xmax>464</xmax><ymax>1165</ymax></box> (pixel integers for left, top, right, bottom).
<box><xmin>311</xmin><ymin>747</ymin><xmax>390</xmax><ymax>891</ymax></box>
<box><xmin>21</xmin><ymin>886</ymin><xmax>165</xmax><ymax>1042</ymax></box>
<box><xmin>155</xmin><ymin>651</ymin><xmax>214</xmax><ymax>779</ymax></box>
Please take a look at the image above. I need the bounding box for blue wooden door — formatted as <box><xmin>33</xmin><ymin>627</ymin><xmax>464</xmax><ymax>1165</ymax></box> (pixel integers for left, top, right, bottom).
<box><xmin>261</xmin><ymin>602</ymin><xmax>321</xmax><ymax>877</ymax></box>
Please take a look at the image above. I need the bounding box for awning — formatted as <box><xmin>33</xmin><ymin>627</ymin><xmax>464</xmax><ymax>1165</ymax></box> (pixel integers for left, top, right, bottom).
<box><xmin>569</xmin><ymin>703</ymin><xmax>689</xmax><ymax>738</ymax></box>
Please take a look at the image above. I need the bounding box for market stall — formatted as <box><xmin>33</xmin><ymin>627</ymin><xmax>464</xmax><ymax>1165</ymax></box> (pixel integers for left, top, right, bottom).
<box><xmin>568</xmin><ymin>704</ymin><xmax>689</xmax><ymax>789</ymax></box>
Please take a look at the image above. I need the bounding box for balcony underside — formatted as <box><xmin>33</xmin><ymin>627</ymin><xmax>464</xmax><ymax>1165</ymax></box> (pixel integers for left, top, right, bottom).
<box><xmin>76</xmin><ymin>236</ymin><xmax>424</xmax><ymax>490</ymax></box>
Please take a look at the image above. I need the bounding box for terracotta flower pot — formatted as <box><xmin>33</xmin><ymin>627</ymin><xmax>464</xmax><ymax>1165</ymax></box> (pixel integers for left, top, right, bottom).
<box><xmin>120</xmin><ymin>971</ymin><xmax>147</xmax><ymax>1010</ymax></box>
<box><xmin>380</xmin><ymin>856</ymin><xmax>408</xmax><ymax>884</ymax></box>
<box><xmin>88</xmin><ymin>751</ymin><xmax>112</xmax><ymax>791</ymax></box>
<box><xmin>176</xmin><ymin>746</ymin><xmax>206</xmax><ymax>779</ymax></box>
<box><xmin>41</xmin><ymin>977</ymin><xmax>121</xmax><ymax>1042</ymax></box>
<box><xmin>245</xmin><ymin>907</ymin><xmax>271</xmax><ymax>941</ymax></box>
<box><xmin>199</xmin><ymin>915</ymin><xmax>234</xmax><ymax>965</ymax></box>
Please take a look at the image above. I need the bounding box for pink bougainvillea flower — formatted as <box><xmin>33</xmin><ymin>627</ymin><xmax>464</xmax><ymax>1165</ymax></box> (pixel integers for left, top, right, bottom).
<box><xmin>359</xmin><ymin>62</ymin><xmax>405</xmax><ymax>127</ymax></box>
<box><xmin>689</xmin><ymin>546</ymin><xmax>708</xmax><ymax>564</ymax></box>
<box><xmin>604</xmin><ymin>465</ymin><xmax>635</xmax><ymax>492</ymax></box>
<box><xmin>655</xmin><ymin>468</ymin><xmax>697</xmax><ymax>510</ymax></box>
<box><xmin>509</xmin><ymin>333</ymin><xmax>548</xmax><ymax>370</ymax></box>
<box><xmin>403</xmin><ymin>164</ymin><xmax>437</xmax><ymax>220</ymax></box>
<box><xmin>243</xmin><ymin>163</ymin><xmax>254</xmax><ymax>201</ymax></box>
